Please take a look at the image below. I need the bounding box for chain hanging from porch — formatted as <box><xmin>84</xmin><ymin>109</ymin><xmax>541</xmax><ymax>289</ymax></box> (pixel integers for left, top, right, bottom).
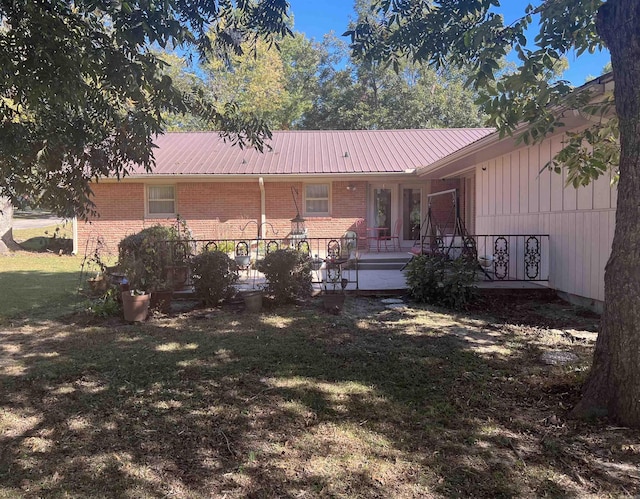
<box><xmin>409</xmin><ymin>188</ymin><xmax>474</xmax><ymax>259</ymax></box>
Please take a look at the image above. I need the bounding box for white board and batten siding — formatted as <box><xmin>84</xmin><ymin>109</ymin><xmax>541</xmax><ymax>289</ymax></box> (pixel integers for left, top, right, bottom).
<box><xmin>475</xmin><ymin>134</ymin><xmax>616</xmax><ymax>304</ymax></box>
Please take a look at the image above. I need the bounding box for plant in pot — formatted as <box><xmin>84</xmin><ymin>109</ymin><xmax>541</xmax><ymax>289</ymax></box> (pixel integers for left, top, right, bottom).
<box><xmin>167</xmin><ymin>215</ymin><xmax>193</xmax><ymax>290</ymax></box>
<box><xmin>148</xmin><ymin>274</ymin><xmax>173</xmax><ymax>314</ymax></box>
<box><xmin>118</xmin><ymin>257</ymin><xmax>151</xmax><ymax>322</ymax></box>
<box><xmin>118</xmin><ymin>225</ymin><xmax>178</xmax><ymax>320</ymax></box>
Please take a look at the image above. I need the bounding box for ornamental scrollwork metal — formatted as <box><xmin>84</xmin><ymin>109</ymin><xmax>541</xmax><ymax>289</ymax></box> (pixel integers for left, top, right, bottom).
<box><xmin>433</xmin><ymin>236</ymin><xmax>445</xmax><ymax>256</ymax></box>
<box><xmin>462</xmin><ymin>236</ymin><xmax>477</xmax><ymax>259</ymax></box>
<box><xmin>327</xmin><ymin>239</ymin><xmax>341</xmax><ymax>259</ymax></box>
<box><xmin>326</xmin><ymin>239</ymin><xmax>342</xmax><ymax>283</ymax></box>
<box><xmin>235</xmin><ymin>241</ymin><xmax>249</xmax><ymax>256</ymax></box>
<box><xmin>524</xmin><ymin>236</ymin><xmax>541</xmax><ymax>280</ymax></box>
<box><xmin>297</xmin><ymin>240</ymin><xmax>310</xmax><ymax>256</ymax></box>
<box><xmin>494</xmin><ymin>237</ymin><xmax>509</xmax><ymax>280</ymax></box>
<box><xmin>266</xmin><ymin>240</ymin><xmax>279</xmax><ymax>254</ymax></box>
<box><xmin>204</xmin><ymin>241</ymin><xmax>218</xmax><ymax>252</ymax></box>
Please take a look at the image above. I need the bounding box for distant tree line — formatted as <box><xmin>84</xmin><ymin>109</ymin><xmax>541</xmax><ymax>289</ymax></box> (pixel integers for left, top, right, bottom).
<box><xmin>162</xmin><ymin>29</ymin><xmax>487</xmax><ymax>132</ymax></box>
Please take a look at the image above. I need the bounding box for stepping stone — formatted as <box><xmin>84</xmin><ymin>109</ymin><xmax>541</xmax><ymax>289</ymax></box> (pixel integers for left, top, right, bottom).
<box><xmin>385</xmin><ymin>303</ymin><xmax>407</xmax><ymax>310</ymax></box>
<box><xmin>541</xmin><ymin>351</ymin><xmax>579</xmax><ymax>366</ymax></box>
<box><xmin>381</xmin><ymin>298</ymin><xmax>404</xmax><ymax>304</ymax></box>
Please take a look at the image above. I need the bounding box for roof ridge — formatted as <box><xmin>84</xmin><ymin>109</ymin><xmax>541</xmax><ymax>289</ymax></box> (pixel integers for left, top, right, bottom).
<box><xmin>160</xmin><ymin>127</ymin><xmax>495</xmax><ymax>136</ymax></box>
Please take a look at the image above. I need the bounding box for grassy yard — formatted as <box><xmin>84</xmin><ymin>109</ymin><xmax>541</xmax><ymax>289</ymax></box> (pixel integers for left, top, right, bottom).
<box><xmin>0</xmin><ymin>252</ymin><xmax>86</xmax><ymax>322</ymax></box>
<box><xmin>11</xmin><ymin>223</ymin><xmax>73</xmax><ymax>244</ymax></box>
<box><xmin>0</xmin><ymin>292</ymin><xmax>637</xmax><ymax>497</ymax></box>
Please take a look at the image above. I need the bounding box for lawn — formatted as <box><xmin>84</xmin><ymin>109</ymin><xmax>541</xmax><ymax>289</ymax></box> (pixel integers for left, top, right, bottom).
<box><xmin>0</xmin><ymin>292</ymin><xmax>638</xmax><ymax>497</ymax></box>
<box><xmin>0</xmin><ymin>252</ymin><xmax>86</xmax><ymax>321</ymax></box>
<box><xmin>11</xmin><ymin>223</ymin><xmax>73</xmax><ymax>244</ymax></box>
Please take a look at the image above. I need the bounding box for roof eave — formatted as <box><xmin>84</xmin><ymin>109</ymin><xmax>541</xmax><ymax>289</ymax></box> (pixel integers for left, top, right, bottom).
<box><xmin>94</xmin><ymin>170</ymin><xmax>421</xmax><ymax>182</ymax></box>
<box><xmin>417</xmin><ymin>72</ymin><xmax>613</xmax><ymax>179</ymax></box>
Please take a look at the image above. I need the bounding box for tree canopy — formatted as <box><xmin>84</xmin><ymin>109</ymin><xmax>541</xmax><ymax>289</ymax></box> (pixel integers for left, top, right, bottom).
<box><xmin>347</xmin><ymin>0</ymin><xmax>618</xmax><ymax>184</ymax></box>
<box><xmin>349</xmin><ymin>0</ymin><xmax>640</xmax><ymax>427</ymax></box>
<box><xmin>299</xmin><ymin>34</ymin><xmax>486</xmax><ymax>130</ymax></box>
<box><xmin>0</xmin><ymin>0</ymin><xmax>290</xmax><ymax>218</ymax></box>
<box><xmin>161</xmin><ymin>29</ymin><xmax>487</xmax><ymax>132</ymax></box>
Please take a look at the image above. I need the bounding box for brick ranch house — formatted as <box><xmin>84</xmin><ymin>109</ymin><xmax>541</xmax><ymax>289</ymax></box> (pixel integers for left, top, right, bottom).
<box><xmin>76</xmin><ymin>72</ymin><xmax>616</xmax><ymax>311</ymax></box>
<box><xmin>77</xmin><ymin>128</ymin><xmax>493</xmax><ymax>255</ymax></box>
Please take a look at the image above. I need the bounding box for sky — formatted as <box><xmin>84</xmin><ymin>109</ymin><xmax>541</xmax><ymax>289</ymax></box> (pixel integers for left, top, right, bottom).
<box><xmin>288</xmin><ymin>0</ymin><xmax>611</xmax><ymax>86</ymax></box>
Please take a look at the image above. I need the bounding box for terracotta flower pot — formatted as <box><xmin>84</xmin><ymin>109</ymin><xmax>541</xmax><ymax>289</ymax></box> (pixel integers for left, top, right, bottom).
<box><xmin>122</xmin><ymin>292</ymin><xmax>150</xmax><ymax>322</ymax></box>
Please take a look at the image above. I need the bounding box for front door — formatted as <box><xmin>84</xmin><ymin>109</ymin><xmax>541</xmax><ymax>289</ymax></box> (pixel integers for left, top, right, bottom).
<box><xmin>369</xmin><ymin>184</ymin><xmax>396</xmax><ymax>249</ymax></box>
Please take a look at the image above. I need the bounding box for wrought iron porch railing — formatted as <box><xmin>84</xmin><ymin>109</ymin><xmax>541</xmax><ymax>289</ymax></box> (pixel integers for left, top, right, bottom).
<box><xmin>161</xmin><ymin>236</ymin><xmax>359</xmax><ymax>290</ymax></box>
<box><xmin>425</xmin><ymin>234</ymin><xmax>550</xmax><ymax>281</ymax></box>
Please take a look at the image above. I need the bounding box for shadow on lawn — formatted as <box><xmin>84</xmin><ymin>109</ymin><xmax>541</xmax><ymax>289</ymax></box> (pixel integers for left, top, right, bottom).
<box><xmin>0</xmin><ymin>300</ymin><xmax>634</xmax><ymax>497</ymax></box>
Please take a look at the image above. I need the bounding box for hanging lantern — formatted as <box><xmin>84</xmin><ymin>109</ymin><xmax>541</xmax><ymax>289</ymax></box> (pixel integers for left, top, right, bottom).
<box><xmin>290</xmin><ymin>186</ymin><xmax>306</xmax><ymax>236</ymax></box>
<box><xmin>290</xmin><ymin>213</ymin><xmax>306</xmax><ymax>236</ymax></box>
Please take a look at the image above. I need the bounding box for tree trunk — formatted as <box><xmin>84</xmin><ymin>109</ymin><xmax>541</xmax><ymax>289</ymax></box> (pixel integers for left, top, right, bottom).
<box><xmin>572</xmin><ymin>0</ymin><xmax>640</xmax><ymax>426</ymax></box>
<box><xmin>0</xmin><ymin>197</ymin><xmax>17</xmax><ymax>253</ymax></box>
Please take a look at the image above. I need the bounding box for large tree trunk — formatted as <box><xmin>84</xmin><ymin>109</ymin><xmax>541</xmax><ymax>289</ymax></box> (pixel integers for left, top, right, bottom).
<box><xmin>572</xmin><ymin>0</ymin><xmax>640</xmax><ymax>426</ymax></box>
<box><xmin>0</xmin><ymin>197</ymin><xmax>17</xmax><ymax>253</ymax></box>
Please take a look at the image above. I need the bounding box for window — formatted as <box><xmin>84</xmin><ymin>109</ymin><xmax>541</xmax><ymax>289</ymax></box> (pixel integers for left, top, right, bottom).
<box><xmin>147</xmin><ymin>185</ymin><xmax>175</xmax><ymax>216</ymax></box>
<box><xmin>304</xmin><ymin>183</ymin><xmax>330</xmax><ymax>215</ymax></box>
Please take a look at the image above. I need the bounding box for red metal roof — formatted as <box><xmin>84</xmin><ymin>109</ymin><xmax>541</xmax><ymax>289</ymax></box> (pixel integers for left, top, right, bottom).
<box><xmin>131</xmin><ymin>129</ymin><xmax>494</xmax><ymax>177</ymax></box>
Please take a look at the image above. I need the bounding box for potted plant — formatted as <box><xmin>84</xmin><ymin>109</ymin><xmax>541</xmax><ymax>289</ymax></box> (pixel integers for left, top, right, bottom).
<box><xmin>118</xmin><ymin>225</ymin><xmax>179</xmax><ymax>319</ymax></box>
<box><xmin>121</xmin><ymin>288</ymin><xmax>152</xmax><ymax>322</ymax></box>
<box><xmin>148</xmin><ymin>274</ymin><xmax>173</xmax><ymax>314</ymax></box>
<box><xmin>166</xmin><ymin>215</ymin><xmax>193</xmax><ymax>290</ymax></box>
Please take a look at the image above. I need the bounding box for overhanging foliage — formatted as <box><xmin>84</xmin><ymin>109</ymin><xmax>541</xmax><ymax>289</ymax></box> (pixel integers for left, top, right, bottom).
<box><xmin>0</xmin><ymin>0</ymin><xmax>291</xmax><ymax>218</ymax></box>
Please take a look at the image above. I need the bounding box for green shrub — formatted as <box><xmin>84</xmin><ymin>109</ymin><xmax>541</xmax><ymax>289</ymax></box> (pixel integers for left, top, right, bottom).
<box><xmin>118</xmin><ymin>225</ymin><xmax>178</xmax><ymax>291</ymax></box>
<box><xmin>190</xmin><ymin>251</ymin><xmax>239</xmax><ymax>306</ymax></box>
<box><xmin>404</xmin><ymin>254</ymin><xmax>478</xmax><ymax>310</ymax></box>
<box><xmin>83</xmin><ymin>286</ymin><xmax>122</xmax><ymax>318</ymax></box>
<box><xmin>258</xmin><ymin>249</ymin><xmax>312</xmax><ymax>304</ymax></box>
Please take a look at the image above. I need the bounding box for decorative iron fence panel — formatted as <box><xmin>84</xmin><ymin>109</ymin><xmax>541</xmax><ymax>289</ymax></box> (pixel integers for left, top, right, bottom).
<box><xmin>471</xmin><ymin>234</ymin><xmax>549</xmax><ymax>281</ymax></box>
<box><xmin>161</xmin><ymin>236</ymin><xmax>359</xmax><ymax>290</ymax></box>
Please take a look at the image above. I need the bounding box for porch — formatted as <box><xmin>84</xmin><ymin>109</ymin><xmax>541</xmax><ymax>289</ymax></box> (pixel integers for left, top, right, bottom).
<box><xmin>166</xmin><ymin>234</ymin><xmax>550</xmax><ymax>295</ymax></box>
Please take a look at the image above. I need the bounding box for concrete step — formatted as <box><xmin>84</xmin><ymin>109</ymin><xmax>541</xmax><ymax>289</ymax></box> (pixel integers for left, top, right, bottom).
<box><xmin>357</xmin><ymin>256</ymin><xmax>412</xmax><ymax>271</ymax></box>
<box><xmin>357</xmin><ymin>262</ymin><xmax>407</xmax><ymax>271</ymax></box>
<box><xmin>359</xmin><ymin>256</ymin><xmax>412</xmax><ymax>264</ymax></box>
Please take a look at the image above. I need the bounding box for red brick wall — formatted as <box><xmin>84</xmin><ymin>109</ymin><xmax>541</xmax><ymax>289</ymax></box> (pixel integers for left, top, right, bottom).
<box><xmin>78</xmin><ymin>179</ymin><xmax>369</xmax><ymax>255</ymax></box>
<box><xmin>428</xmin><ymin>179</ymin><xmax>464</xmax><ymax>235</ymax></box>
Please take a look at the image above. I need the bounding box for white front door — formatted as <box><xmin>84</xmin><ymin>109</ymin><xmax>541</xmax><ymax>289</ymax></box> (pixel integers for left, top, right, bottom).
<box><xmin>368</xmin><ymin>184</ymin><xmax>397</xmax><ymax>249</ymax></box>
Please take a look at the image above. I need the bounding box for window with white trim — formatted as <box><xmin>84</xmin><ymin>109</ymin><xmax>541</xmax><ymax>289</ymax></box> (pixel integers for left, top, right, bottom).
<box><xmin>147</xmin><ymin>185</ymin><xmax>176</xmax><ymax>216</ymax></box>
<box><xmin>304</xmin><ymin>183</ymin><xmax>330</xmax><ymax>216</ymax></box>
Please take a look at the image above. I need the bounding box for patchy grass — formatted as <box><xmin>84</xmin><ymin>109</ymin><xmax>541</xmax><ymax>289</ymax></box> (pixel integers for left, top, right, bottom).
<box><xmin>0</xmin><ymin>296</ymin><xmax>637</xmax><ymax>497</ymax></box>
<box><xmin>0</xmin><ymin>253</ymin><xmax>85</xmax><ymax>322</ymax></box>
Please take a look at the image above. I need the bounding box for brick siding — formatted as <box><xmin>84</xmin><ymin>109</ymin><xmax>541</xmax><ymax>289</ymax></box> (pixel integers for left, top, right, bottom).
<box><xmin>78</xmin><ymin>180</ymin><xmax>369</xmax><ymax>255</ymax></box>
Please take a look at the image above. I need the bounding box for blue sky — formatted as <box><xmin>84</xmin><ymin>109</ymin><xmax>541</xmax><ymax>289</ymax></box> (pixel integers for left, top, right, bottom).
<box><xmin>288</xmin><ymin>0</ymin><xmax>611</xmax><ymax>85</ymax></box>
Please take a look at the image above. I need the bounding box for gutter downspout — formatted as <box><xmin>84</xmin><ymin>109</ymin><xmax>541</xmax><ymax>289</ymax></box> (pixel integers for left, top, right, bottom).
<box><xmin>259</xmin><ymin>177</ymin><xmax>266</xmax><ymax>238</ymax></box>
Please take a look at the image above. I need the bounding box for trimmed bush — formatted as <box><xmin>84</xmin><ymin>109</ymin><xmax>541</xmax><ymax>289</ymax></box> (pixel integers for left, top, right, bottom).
<box><xmin>404</xmin><ymin>254</ymin><xmax>478</xmax><ymax>310</ymax></box>
<box><xmin>190</xmin><ymin>251</ymin><xmax>239</xmax><ymax>306</ymax></box>
<box><xmin>118</xmin><ymin>225</ymin><xmax>178</xmax><ymax>291</ymax></box>
<box><xmin>258</xmin><ymin>249</ymin><xmax>312</xmax><ymax>304</ymax></box>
